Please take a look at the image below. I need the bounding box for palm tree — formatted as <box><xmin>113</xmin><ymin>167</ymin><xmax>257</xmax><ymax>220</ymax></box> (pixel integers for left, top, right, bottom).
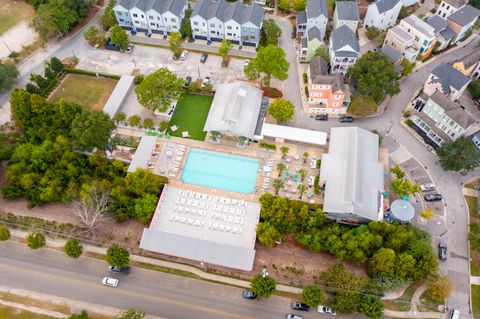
<box><xmin>272</xmin><ymin>179</ymin><xmax>284</xmax><ymax>196</ymax></box>
<box><xmin>303</xmin><ymin>151</ymin><xmax>310</xmax><ymax>164</ymax></box>
<box><xmin>298</xmin><ymin>168</ymin><xmax>307</xmax><ymax>182</ymax></box>
<box><xmin>280</xmin><ymin>146</ymin><xmax>289</xmax><ymax>159</ymax></box>
<box><xmin>276</xmin><ymin>162</ymin><xmax>286</xmax><ymax>177</ymax></box>
<box><xmin>209</xmin><ymin>131</ymin><xmax>222</xmax><ymax>142</ymax></box>
<box><xmin>297</xmin><ymin>183</ymin><xmax>307</xmax><ymax>199</ymax></box>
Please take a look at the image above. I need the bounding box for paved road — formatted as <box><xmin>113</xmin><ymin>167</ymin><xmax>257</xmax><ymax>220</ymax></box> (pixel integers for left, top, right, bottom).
<box><xmin>0</xmin><ymin>241</ymin><xmax>341</xmax><ymax>319</ymax></box>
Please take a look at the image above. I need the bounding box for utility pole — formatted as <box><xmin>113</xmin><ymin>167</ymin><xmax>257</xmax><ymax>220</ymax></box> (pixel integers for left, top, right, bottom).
<box><xmin>3</xmin><ymin>41</ymin><xmax>12</xmax><ymax>53</ymax></box>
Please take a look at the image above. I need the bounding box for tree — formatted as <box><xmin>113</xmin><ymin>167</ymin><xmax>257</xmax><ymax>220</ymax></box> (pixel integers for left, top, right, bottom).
<box><xmin>302</xmin><ymin>285</ymin><xmax>324</xmax><ymax>307</ymax></box>
<box><xmin>134</xmin><ymin>68</ymin><xmax>184</xmax><ymax>112</ymax></box>
<box><xmin>276</xmin><ymin>162</ymin><xmax>286</xmax><ymax>177</ymax></box>
<box><xmin>400</xmin><ymin>59</ymin><xmax>415</xmax><ymax>76</ymax></box>
<box><xmin>70</xmin><ymin>110</ymin><xmax>115</xmax><ymax>151</ymax></box>
<box><xmin>128</xmin><ymin>115</ymin><xmax>141</xmax><ymax>127</ymax></box>
<box><xmin>369</xmin><ymin>248</ymin><xmax>396</xmax><ymax>277</ymax></box>
<box><xmin>390</xmin><ymin>164</ymin><xmax>405</xmax><ymax>179</ymax></box>
<box><xmin>179</xmin><ymin>8</ymin><xmax>193</xmax><ymax>39</ymax></box>
<box><xmin>218</xmin><ymin>39</ymin><xmax>233</xmax><ymax>67</ymax></box>
<box><xmin>110</xmin><ymin>25</ymin><xmax>128</xmax><ymax>50</ymax></box>
<box><xmin>272</xmin><ymin>178</ymin><xmax>284</xmax><ymax>195</ymax></box>
<box><xmin>365</xmin><ymin>27</ymin><xmax>382</xmax><ymax>40</ymax></box>
<box><xmin>64</xmin><ymin>239</ymin><xmax>83</xmax><ymax>258</ymax></box>
<box><xmin>360</xmin><ymin>295</ymin><xmax>384</xmax><ymax>319</ymax></box>
<box><xmin>0</xmin><ymin>225</ymin><xmax>10</xmax><ymax>241</ymax></box>
<box><xmin>315</xmin><ymin>47</ymin><xmax>330</xmax><ymax>61</ymax></box>
<box><xmin>257</xmin><ymin>221</ymin><xmax>281</xmax><ymax>247</ymax></box>
<box><xmin>143</xmin><ymin>118</ymin><xmax>154</xmax><ymax>129</ymax></box>
<box><xmin>391</xmin><ymin>178</ymin><xmax>421</xmax><ymax>198</ymax></box>
<box><xmin>347</xmin><ymin>51</ymin><xmax>400</xmax><ymax>103</ymax></box>
<box><xmin>0</xmin><ymin>63</ymin><xmax>19</xmax><ymax>91</ymax></box>
<box><xmin>438</xmin><ymin>136</ymin><xmax>480</xmax><ymax>171</ymax></box>
<box><xmin>48</xmin><ymin>57</ymin><xmax>65</xmax><ymax>74</ymax></box>
<box><xmin>114</xmin><ymin>112</ymin><xmax>126</xmax><ymax>123</ymax></box>
<box><xmin>244</xmin><ymin>44</ymin><xmax>289</xmax><ymax>88</ymax></box>
<box><xmin>69</xmin><ymin>310</ymin><xmax>90</xmax><ymax>319</ymax></box>
<box><xmin>297</xmin><ymin>183</ymin><xmax>307</xmax><ymax>199</ymax></box>
<box><xmin>169</xmin><ymin>32</ymin><xmax>184</xmax><ymax>58</ymax></box>
<box><xmin>268</xmin><ymin>99</ymin><xmax>295</xmax><ymax>122</ymax></box>
<box><xmin>106</xmin><ymin>244</ymin><xmax>130</xmax><ymax>267</ymax></box>
<box><xmin>420</xmin><ymin>207</ymin><xmax>435</xmax><ymax>220</ymax></box>
<box><xmin>302</xmin><ymin>152</ymin><xmax>309</xmax><ymax>164</ymax></box>
<box><xmin>250</xmin><ymin>274</ymin><xmax>276</xmax><ymax>299</ymax></box>
<box><xmin>83</xmin><ymin>25</ymin><xmax>99</xmax><ymax>44</ymax></box>
<box><xmin>395</xmin><ymin>253</ymin><xmax>416</xmax><ymax>279</ymax></box>
<box><xmin>72</xmin><ymin>188</ymin><xmax>110</xmax><ymax>238</ymax></box>
<box><xmin>33</xmin><ymin>0</ymin><xmax>79</xmax><ymax>39</ymax></box>
<box><xmin>100</xmin><ymin>0</ymin><xmax>117</xmax><ymax>31</ymax></box>
<box><xmin>469</xmin><ymin>80</ymin><xmax>480</xmax><ymax>100</ymax></box>
<box><xmin>299</xmin><ymin>168</ymin><xmax>307</xmax><ymax>182</ymax></box>
<box><xmin>116</xmin><ymin>309</ymin><xmax>145</xmax><ymax>319</ymax></box>
<box><xmin>27</xmin><ymin>232</ymin><xmax>46</xmax><ymax>249</ymax></box>
<box><xmin>278</xmin><ymin>0</ymin><xmax>292</xmax><ymax>11</ymax></box>
<box><xmin>426</xmin><ymin>274</ymin><xmax>453</xmax><ymax>302</ymax></box>
<box><xmin>260</xmin><ymin>19</ymin><xmax>282</xmax><ymax>46</ymax></box>
<box><xmin>293</xmin><ymin>0</ymin><xmax>307</xmax><ymax>11</ymax></box>
<box><xmin>280</xmin><ymin>146</ymin><xmax>290</xmax><ymax>159</ymax></box>
<box><xmin>348</xmin><ymin>95</ymin><xmax>378</xmax><ymax>117</ymax></box>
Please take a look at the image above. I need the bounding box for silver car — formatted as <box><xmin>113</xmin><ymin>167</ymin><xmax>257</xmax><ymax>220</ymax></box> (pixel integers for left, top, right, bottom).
<box><xmin>102</xmin><ymin>277</ymin><xmax>119</xmax><ymax>287</ymax></box>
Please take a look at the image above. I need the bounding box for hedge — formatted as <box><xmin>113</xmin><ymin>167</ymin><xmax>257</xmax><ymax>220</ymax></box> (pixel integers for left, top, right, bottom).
<box><xmin>64</xmin><ymin>67</ymin><xmax>121</xmax><ymax>80</ymax></box>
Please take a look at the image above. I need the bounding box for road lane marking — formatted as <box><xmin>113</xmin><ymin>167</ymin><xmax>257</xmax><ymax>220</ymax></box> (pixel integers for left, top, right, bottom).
<box><xmin>0</xmin><ymin>261</ymin><xmax>254</xmax><ymax>319</ymax></box>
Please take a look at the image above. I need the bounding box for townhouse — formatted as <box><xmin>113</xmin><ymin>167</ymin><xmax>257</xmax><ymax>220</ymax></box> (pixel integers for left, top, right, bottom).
<box><xmin>426</xmin><ymin>15</ymin><xmax>455</xmax><ymax>51</ymax></box>
<box><xmin>435</xmin><ymin>0</ymin><xmax>466</xmax><ymax>18</ymax></box>
<box><xmin>446</xmin><ymin>5</ymin><xmax>480</xmax><ymax>43</ymax></box>
<box><xmin>333</xmin><ymin>1</ymin><xmax>360</xmax><ymax>33</ymax></box>
<box><xmin>453</xmin><ymin>51</ymin><xmax>480</xmax><ymax>79</ymax></box>
<box><xmin>297</xmin><ymin>0</ymin><xmax>328</xmax><ymax>62</ymax></box>
<box><xmin>190</xmin><ymin>0</ymin><xmax>265</xmax><ymax>47</ymax></box>
<box><xmin>364</xmin><ymin>0</ymin><xmax>402</xmax><ymax>30</ymax></box>
<box><xmin>411</xmin><ymin>90</ymin><xmax>474</xmax><ymax>148</ymax></box>
<box><xmin>424</xmin><ymin>63</ymin><xmax>471</xmax><ymax>101</ymax></box>
<box><xmin>307</xmin><ymin>57</ymin><xmax>351</xmax><ymax>116</ymax></box>
<box><xmin>114</xmin><ymin>0</ymin><xmax>188</xmax><ymax>34</ymax></box>
<box><xmin>329</xmin><ymin>25</ymin><xmax>360</xmax><ymax>74</ymax></box>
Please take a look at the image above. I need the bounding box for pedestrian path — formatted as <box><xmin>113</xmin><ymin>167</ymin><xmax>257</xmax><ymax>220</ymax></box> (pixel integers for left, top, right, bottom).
<box><xmin>462</xmin><ymin>188</ymin><xmax>478</xmax><ymax>197</ymax></box>
<box><xmin>471</xmin><ymin>276</ymin><xmax>480</xmax><ymax>285</ymax></box>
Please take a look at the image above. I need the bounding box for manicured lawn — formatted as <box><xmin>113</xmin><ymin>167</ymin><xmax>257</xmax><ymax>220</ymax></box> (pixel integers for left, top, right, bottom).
<box><xmin>0</xmin><ymin>0</ymin><xmax>34</xmax><ymax>35</ymax></box>
<box><xmin>168</xmin><ymin>93</ymin><xmax>213</xmax><ymax>141</ymax></box>
<box><xmin>465</xmin><ymin>196</ymin><xmax>478</xmax><ymax>219</ymax></box>
<box><xmin>473</xmin><ymin>285</ymin><xmax>480</xmax><ymax>316</ymax></box>
<box><xmin>472</xmin><ymin>251</ymin><xmax>480</xmax><ymax>276</ymax></box>
<box><xmin>0</xmin><ymin>305</ymin><xmax>56</xmax><ymax>319</ymax></box>
<box><xmin>49</xmin><ymin>74</ymin><xmax>117</xmax><ymax>111</ymax></box>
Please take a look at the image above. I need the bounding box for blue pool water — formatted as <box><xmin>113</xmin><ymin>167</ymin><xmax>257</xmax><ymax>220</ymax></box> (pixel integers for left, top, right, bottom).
<box><xmin>181</xmin><ymin>149</ymin><xmax>259</xmax><ymax>194</ymax></box>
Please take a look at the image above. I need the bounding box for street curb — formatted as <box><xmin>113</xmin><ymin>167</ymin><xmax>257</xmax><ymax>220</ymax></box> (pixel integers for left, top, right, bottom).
<box><xmin>462</xmin><ymin>191</ymin><xmax>476</xmax><ymax>316</ymax></box>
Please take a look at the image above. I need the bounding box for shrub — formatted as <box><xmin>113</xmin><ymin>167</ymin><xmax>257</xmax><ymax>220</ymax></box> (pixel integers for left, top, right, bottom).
<box><xmin>143</xmin><ymin>118</ymin><xmax>154</xmax><ymax>129</ymax></box>
<box><xmin>159</xmin><ymin>121</ymin><xmax>170</xmax><ymax>131</ymax></box>
<box><xmin>134</xmin><ymin>74</ymin><xmax>145</xmax><ymax>84</ymax></box>
<box><xmin>64</xmin><ymin>67</ymin><xmax>120</xmax><ymax>80</ymax></box>
<box><xmin>365</xmin><ymin>27</ymin><xmax>381</xmax><ymax>40</ymax></box>
<box><xmin>304</xmin><ymin>86</ymin><xmax>309</xmax><ymax>98</ymax></box>
<box><xmin>405</xmin><ymin>119</ymin><xmax>413</xmax><ymax>127</ymax></box>
<box><xmin>114</xmin><ymin>112</ymin><xmax>126</xmax><ymax>122</ymax></box>
<box><xmin>260</xmin><ymin>143</ymin><xmax>276</xmax><ymax>151</ymax></box>
<box><xmin>27</xmin><ymin>232</ymin><xmax>46</xmax><ymax>249</ymax></box>
<box><xmin>0</xmin><ymin>225</ymin><xmax>10</xmax><ymax>241</ymax></box>
<box><xmin>64</xmin><ymin>239</ymin><xmax>83</xmax><ymax>258</ymax></box>
<box><xmin>106</xmin><ymin>244</ymin><xmax>130</xmax><ymax>267</ymax></box>
<box><xmin>303</xmin><ymin>73</ymin><xmax>308</xmax><ymax>83</ymax></box>
<box><xmin>314</xmin><ymin>176</ymin><xmax>320</xmax><ymax>194</ymax></box>
<box><xmin>128</xmin><ymin>115</ymin><xmax>141</xmax><ymax>127</ymax></box>
<box><xmin>403</xmin><ymin>110</ymin><xmax>411</xmax><ymax>118</ymax></box>
<box><xmin>302</xmin><ymin>285</ymin><xmax>324</xmax><ymax>307</ymax></box>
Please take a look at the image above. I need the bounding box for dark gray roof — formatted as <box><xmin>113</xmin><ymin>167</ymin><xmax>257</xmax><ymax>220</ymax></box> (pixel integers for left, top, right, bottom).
<box><xmin>301</xmin><ymin>36</ymin><xmax>308</xmax><ymax>48</ymax></box>
<box><xmin>382</xmin><ymin>44</ymin><xmax>402</xmax><ymax>63</ymax></box>
<box><xmin>374</xmin><ymin>0</ymin><xmax>401</xmax><ymax>14</ymax></box>
<box><xmin>429</xmin><ymin>90</ymin><xmax>474</xmax><ymax>128</ymax></box>
<box><xmin>193</xmin><ymin>0</ymin><xmax>264</xmax><ymax>26</ymax></box>
<box><xmin>440</xmin><ymin>26</ymin><xmax>455</xmax><ymax>40</ymax></box>
<box><xmin>413</xmin><ymin>110</ymin><xmax>454</xmax><ymax>143</ymax></box>
<box><xmin>117</xmin><ymin>0</ymin><xmax>140</xmax><ymax>10</ymax></box>
<box><xmin>307</xmin><ymin>26</ymin><xmax>321</xmax><ymax>41</ymax></box>
<box><xmin>426</xmin><ymin>15</ymin><xmax>448</xmax><ymax>32</ymax></box>
<box><xmin>331</xmin><ymin>25</ymin><xmax>360</xmax><ymax>55</ymax></box>
<box><xmin>455</xmin><ymin>51</ymin><xmax>480</xmax><ymax>69</ymax></box>
<box><xmin>306</xmin><ymin>0</ymin><xmax>328</xmax><ymax>19</ymax></box>
<box><xmin>309</xmin><ymin>57</ymin><xmax>346</xmax><ymax>92</ymax></box>
<box><xmin>430</xmin><ymin>64</ymin><xmax>471</xmax><ymax>93</ymax></box>
<box><xmin>443</xmin><ymin>0</ymin><xmax>467</xmax><ymax>8</ymax></box>
<box><xmin>167</xmin><ymin>0</ymin><xmax>187</xmax><ymax>16</ymax></box>
<box><xmin>297</xmin><ymin>11</ymin><xmax>307</xmax><ymax>25</ymax></box>
<box><xmin>448</xmin><ymin>5</ymin><xmax>480</xmax><ymax>26</ymax></box>
<box><xmin>335</xmin><ymin>1</ymin><xmax>359</xmax><ymax>21</ymax></box>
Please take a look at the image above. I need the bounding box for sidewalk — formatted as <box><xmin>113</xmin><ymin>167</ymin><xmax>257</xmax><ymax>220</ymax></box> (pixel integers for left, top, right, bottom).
<box><xmin>384</xmin><ymin>284</ymin><xmax>443</xmax><ymax>319</ymax></box>
<box><xmin>462</xmin><ymin>188</ymin><xmax>479</xmax><ymax>197</ymax></box>
<box><xmin>9</xmin><ymin>229</ymin><xmax>303</xmax><ymax>295</ymax></box>
<box><xmin>471</xmin><ymin>276</ymin><xmax>480</xmax><ymax>285</ymax></box>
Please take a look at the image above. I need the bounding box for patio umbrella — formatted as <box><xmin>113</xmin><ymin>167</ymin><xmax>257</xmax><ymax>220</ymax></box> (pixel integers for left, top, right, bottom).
<box><xmin>166</xmin><ymin>133</ymin><xmax>171</xmax><ymax>139</ymax></box>
<box><xmin>293</xmin><ymin>173</ymin><xmax>299</xmax><ymax>182</ymax></box>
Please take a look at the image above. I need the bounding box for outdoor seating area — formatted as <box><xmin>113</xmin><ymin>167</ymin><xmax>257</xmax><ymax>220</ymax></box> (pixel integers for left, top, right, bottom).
<box><xmin>155</xmin><ymin>143</ymin><xmax>187</xmax><ymax>177</ymax></box>
<box><xmin>262</xmin><ymin>159</ymin><xmax>274</xmax><ymax>191</ymax></box>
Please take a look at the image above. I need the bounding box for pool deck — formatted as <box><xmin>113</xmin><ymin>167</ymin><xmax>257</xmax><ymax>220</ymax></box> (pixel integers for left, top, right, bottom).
<box><xmin>115</xmin><ymin>127</ymin><xmax>325</xmax><ymax>204</ymax></box>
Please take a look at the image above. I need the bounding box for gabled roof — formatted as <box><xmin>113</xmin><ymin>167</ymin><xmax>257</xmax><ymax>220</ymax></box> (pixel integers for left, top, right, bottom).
<box><xmin>442</xmin><ymin>0</ymin><xmax>467</xmax><ymax>8</ymax></box>
<box><xmin>429</xmin><ymin>91</ymin><xmax>474</xmax><ymax>128</ymax></box>
<box><xmin>306</xmin><ymin>0</ymin><xmax>328</xmax><ymax>19</ymax></box>
<box><xmin>116</xmin><ymin>0</ymin><xmax>140</xmax><ymax>10</ymax></box>
<box><xmin>307</xmin><ymin>26</ymin><xmax>322</xmax><ymax>41</ymax></box>
<box><xmin>403</xmin><ymin>14</ymin><xmax>436</xmax><ymax>39</ymax></box>
<box><xmin>430</xmin><ymin>64</ymin><xmax>471</xmax><ymax>93</ymax></box>
<box><xmin>454</xmin><ymin>51</ymin><xmax>480</xmax><ymax>69</ymax></box>
<box><xmin>297</xmin><ymin>11</ymin><xmax>307</xmax><ymax>25</ymax></box>
<box><xmin>372</xmin><ymin>0</ymin><xmax>401</xmax><ymax>14</ymax></box>
<box><xmin>309</xmin><ymin>57</ymin><xmax>346</xmax><ymax>92</ymax></box>
<box><xmin>330</xmin><ymin>25</ymin><xmax>360</xmax><ymax>56</ymax></box>
<box><xmin>382</xmin><ymin>44</ymin><xmax>403</xmax><ymax>63</ymax></box>
<box><xmin>335</xmin><ymin>1</ymin><xmax>359</xmax><ymax>21</ymax></box>
<box><xmin>426</xmin><ymin>15</ymin><xmax>448</xmax><ymax>32</ymax></box>
<box><xmin>193</xmin><ymin>0</ymin><xmax>264</xmax><ymax>26</ymax></box>
<box><xmin>447</xmin><ymin>5</ymin><xmax>480</xmax><ymax>26</ymax></box>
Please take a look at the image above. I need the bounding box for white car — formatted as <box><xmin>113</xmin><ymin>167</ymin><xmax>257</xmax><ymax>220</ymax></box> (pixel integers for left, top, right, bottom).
<box><xmin>102</xmin><ymin>277</ymin><xmax>119</xmax><ymax>287</ymax></box>
<box><xmin>317</xmin><ymin>305</ymin><xmax>336</xmax><ymax>316</ymax></box>
<box><xmin>179</xmin><ymin>50</ymin><xmax>189</xmax><ymax>60</ymax></box>
<box><xmin>201</xmin><ymin>76</ymin><xmax>211</xmax><ymax>88</ymax></box>
<box><xmin>244</xmin><ymin>59</ymin><xmax>250</xmax><ymax>67</ymax></box>
<box><xmin>420</xmin><ymin>183</ymin><xmax>435</xmax><ymax>192</ymax></box>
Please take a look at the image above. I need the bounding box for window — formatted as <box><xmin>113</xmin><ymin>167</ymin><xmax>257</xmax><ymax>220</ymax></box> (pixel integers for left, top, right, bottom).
<box><xmin>149</xmin><ymin>16</ymin><xmax>153</xmax><ymax>19</ymax></box>
<box><xmin>333</xmin><ymin>102</ymin><xmax>339</xmax><ymax>107</ymax></box>
<box><xmin>133</xmin><ymin>13</ymin><xmax>138</xmax><ymax>17</ymax></box>
<box><xmin>423</xmin><ymin>39</ymin><xmax>429</xmax><ymax>46</ymax></box>
<box><xmin>141</xmin><ymin>14</ymin><xmax>144</xmax><ymax>18</ymax></box>
<box><xmin>446</xmin><ymin>5</ymin><xmax>450</xmax><ymax>9</ymax></box>
<box><xmin>202</xmin><ymin>22</ymin><xmax>205</xmax><ymax>26</ymax></box>
<box><xmin>158</xmin><ymin>17</ymin><xmax>160</xmax><ymax>20</ymax></box>
<box><xmin>119</xmin><ymin>18</ymin><xmax>125</xmax><ymax>22</ymax></box>
<box><xmin>211</xmin><ymin>30</ymin><xmax>215</xmax><ymax>34</ymax></box>
<box><xmin>194</xmin><ymin>28</ymin><xmax>199</xmax><ymax>31</ymax></box>
<box><xmin>151</xmin><ymin>23</ymin><xmax>155</xmax><ymax>26</ymax></box>
<box><xmin>335</xmin><ymin>95</ymin><xmax>341</xmax><ymax>99</ymax></box>
<box><xmin>134</xmin><ymin>20</ymin><xmax>139</xmax><ymax>24</ymax></box>
<box><xmin>194</xmin><ymin>21</ymin><xmax>198</xmax><ymax>25</ymax></box>
<box><xmin>236</xmin><ymin>27</ymin><xmax>239</xmax><ymax>30</ymax></box>
<box><xmin>171</xmin><ymin>18</ymin><xmax>176</xmax><ymax>22</ymax></box>
<box><xmin>441</xmin><ymin>2</ymin><xmax>445</xmax><ymax>7</ymax></box>
<box><xmin>227</xmin><ymin>26</ymin><xmax>232</xmax><ymax>30</ymax></box>
<box><xmin>218</xmin><ymin>24</ymin><xmax>221</xmax><ymax>28</ymax></box>
<box><xmin>251</xmin><ymin>29</ymin><xmax>255</xmax><ymax>33</ymax></box>
<box><xmin>210</xmin><ymin>23</ymin><xmax>215</xmax><ymax>28</ymax></box>
<box><xmin>165</xmin><ymin>18</ymin><xmax>167</xmax><ymax>21</ymax></box>
<box><xmin>227</xmin><ymin>33</ymin><xmax>232</xmax><ymax>36</ymax></box>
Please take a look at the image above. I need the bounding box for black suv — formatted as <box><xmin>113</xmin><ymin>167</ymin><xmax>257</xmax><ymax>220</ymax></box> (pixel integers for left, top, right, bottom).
<box><xmin>438</xmin><ymin>243</ymin><xmax>447</xmax><ymax>261</ymax></box>
<box><xmin>291</xmin><ymin>301</ymin><xmax>310</xmax><ymax>311</ymax></box>
<box><xmin>108</xmin><ymin>265</ymin><xmax>131</xmax><ymax>275</ymax></box>
<box><xmin>315</xmin><ymin>114</ymin><xmax>328</xmax><ymax>121</ymax></box>
<box><xmin>339</xmin><ymin>116</ymin><xmax>354</xmax><ymax>123</ymax></box>
<box><xmin>200</xmin><ymin>53</ymin><xmax>208</xmax><ymax>63</ymax></box>
<box><xmin>424</xmin><ymin>193</ymin><xmax>442</xmax><ymax>202</ymax></box>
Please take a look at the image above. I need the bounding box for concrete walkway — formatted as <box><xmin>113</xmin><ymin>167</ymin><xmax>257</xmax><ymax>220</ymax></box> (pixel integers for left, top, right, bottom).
<box><xmin>471</xmin><ymin>276</ymin><xmax>480</xmax><ymax>285</ymax></box>
<box><xmin>9</xmin><ymin>229</ymin><xmax>302</xmax><ymax>294</ymax></box>
<box><xmin>463</xmin><ymin>187</ymin><xmax>479</xmax><ymax>197</ymax></box>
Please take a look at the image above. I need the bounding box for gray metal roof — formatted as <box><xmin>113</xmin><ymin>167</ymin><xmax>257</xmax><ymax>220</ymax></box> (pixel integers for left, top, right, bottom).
<box><xmin>403</xmin><ymin>14</ymin><xmax>435</xmax><ymax>39</ymax></box>
<box><xmin>429</xmin><ymin>91</ymin><xmax>474</xmax><ymax>128</ymax></box>
<box><xmin>373</xmin><ymin>0</ymin><xmax>401</xmax><ymax>14</ymax></box>
<box><xmin>426</xmin><ymin>15</ymin><xmax>448</xmax><ymax>32</ymax></box>
<box><xmin>320</xmin><ymin>127</ymin><xmax>384</xmax><ymax>221</ymax></box>
<box><xmin>297</xmin><ymin>11</ymin><xmax>307</xmax><ymax>25</ymax></box>
<box><xmin>443</xmin><ymin>0</ymin><xmax>467</xmax><ymax>8</ymax></box>
<box><xmin>306</xmin><ymin>0</ymin><xmax>328</xmax><ymax>19</ymax></box>
<box><xmin>331</xmin><ymin>25</ymin><xmax>360</xmax><ymax>56</ymax></box>
<box><xmin>309</xmin><ymin>57</ymin><xmax>346</xmax><ymax>92</ymax></box>
<box><xmin>390</xmin><ymin>199</ymin><xmax>415</xmax><ymax>222</ymax></box>
<box><xmin>454</xmin><ymin>50</ymin><xmax>480</xmax><ymax>69</ymax></box>
<box><xmin>116</xmin><ymin>0</ymin><xmax>140</xmax><ymax>10</ymax></box>
<box><xmin>103</xmin><ymin>75</ymin><xmax>134</xmax><ymax>119</ymax></box>
<box><xmin>203</xmin><ymin>82</ymin><xmax>264</xmax><ymax>139</ymax></box>
<box><xmin>390</xmin><ymin>25</ymin><xmax>414</xmax><ymax>42</ymax></box>
<box><xmin>439</xmin><ymin>26</ymin><xmax>455</xmax><ymax>40</ymax></box>
<box><xmin>335</xmin><ymin>1</ymin><xmax>359</xmax><ymax>21</ymax></box>
<box><xmin>307</xmin><ymin>26</ymin><xmax>321</xmax><ymax>41</ymax></box>
<box><xmin>430</xmin><ymin>64</ymin><xmax>471</xmax><ymax>93</ymax></box>
<box><xmin>127</xmin><ymin>136</ymin><xmax>157</xmax><ymax>173</ymax></box>
<box><xmin>382</xmin><ymin>44</ymin><xmax>403</xmax><ymax>63</ymax></box>
<box><xmin>448</xmin><ymin>5</ymin><xmax>480</xmax><ymax>26</ymax></box>
<box><xmin>192</xmin><ymin>0</ymin><xmax>264</xmax><ymax>27</ymax></box>
<box><xmin>413</xmin><ymin>110</ymin><xmax>454</xmax><ymax>143</ymax></box>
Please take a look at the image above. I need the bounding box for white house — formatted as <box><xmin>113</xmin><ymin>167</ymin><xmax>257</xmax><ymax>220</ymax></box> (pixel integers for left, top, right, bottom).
<box><xmin>364</xmin><ymin>0</ymin><xmax>402</xmax><ymax>30</ymax></box>
<box><xmin>435</xmin><ymin>0</ymin><xmax>466</xmax><ymax>18</ymax></box>
<box><xmin>426</xmin><ymin>15</ymin><xmax>455</xmax><ymax>51</ymax></box>
<box><xmin>333</xmin><ymin>1</ymin><xmax>360</xmax><ymax>32</ymax></box>
<box><xmin>423</xmin><ymin>63</ymin><xmax>471</xmax><ymax>101</ymax></box>
<box><xmin>329</xmin><ymin>25</ymin><xmax>360</xmax><ymax>74</ymax></box>
<box><xmin>305</xmin><ymin>0</ymin><xmax>328</xmax><ymax>40</ymax></box>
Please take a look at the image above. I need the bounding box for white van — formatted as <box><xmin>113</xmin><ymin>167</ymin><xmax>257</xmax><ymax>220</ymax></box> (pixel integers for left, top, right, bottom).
<box><xmin>449</xmin><ymin>309</ymin><xmax>460</xmax><ymax>319</ymax></box>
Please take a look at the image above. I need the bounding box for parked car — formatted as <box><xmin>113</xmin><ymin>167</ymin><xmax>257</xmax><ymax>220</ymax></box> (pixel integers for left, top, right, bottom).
<box><xmin>244</xmin><ymin>59</ymin><xmax>250</xmax><ymax>68</ymax></box>
<box><xmin>108</xmin><ymin>265</ymin><xmax>131</xmax><ymax>274</ymax></box>
<box><xmin>317</xmin><ymin>305</ymin><xmax>336</xmax><ymax>316</ymax></box>
<box><xmin>180</xmin><ymin>50</ymin><xmax>189</xmax><ymax>60</ymax></box>
<box><xmin>438</xmin><ymin>243</ymin><xmax>448</xmax><ymax>261</ymax></box>
<box><xmin>291</xmin><ymin>301</ymin><xmax>310</xmax><ymax>311</ymax></box>
<box><xmin>104</xmin><ymin>38</ymin><xmax>121</xmax><ymax>52</ymax></box>
<box><xmin>315</xmin><ymin>114</ymin><xmax>328</xmax><ymax>121</ymax></box>
<box><xmin>200</xmin><ymin>53</ymin><xmax>208</xmax><ymax>63</ymax></box>
<box><xmin>242</xmin><ymin>289</ymin><xmax>257</xmax><ymax>299</ymax></box>
<box><xmin>420</xmin><ymin>183</ymin><xmax>435</xmax><ymax>192</ymax></box>
<box><xmin>184</xmin><ymin>76</ymin><xmax>192</xmax><ymax>87</ymax></box>
<box><xmin>373</xmin><ymin>46</ymin><xmax>381</xmax><ymax>52</ymax></box>
<box><xmin>126</xmin><ymin>44</ymin><xmax>135</xmax><ymax>54</ymax></box>
<box><xmin>286</xmin><ymin>315</ymin><xmax>303</xmax><ymax>319</ymax></box>
<box><xmin>201</xmin><ymin>76</ymin><xmax>211</xmax><ymax>88</ymax></box>
<box><xmin>339</xmin><ymin>116</ymin><xmax>354</xmax><ymax>123</ymax></box>
<box><xmin>102</xmin><ymin>277</ymin><xmax>119</xmax><ymax>287</ymax></box>
<box><xmin>424</xmin><ymin>193</ymin><xmax>442</xmax><ymax>202</ymax></box>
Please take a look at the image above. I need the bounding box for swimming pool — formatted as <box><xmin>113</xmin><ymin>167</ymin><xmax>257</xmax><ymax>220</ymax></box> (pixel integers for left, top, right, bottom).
<box><xmin>181</xmin><ymin>149</ymin><xmax>259</xmax><ymax>194</ymax></box>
